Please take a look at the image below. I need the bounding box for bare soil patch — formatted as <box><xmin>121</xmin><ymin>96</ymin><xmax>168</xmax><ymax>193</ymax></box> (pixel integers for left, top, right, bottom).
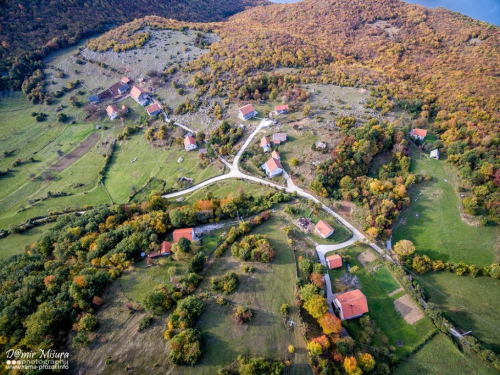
<box><xmin>51</xmin><ymin>133</ymin><xmax>100</xmax><ymax>172</ymax></box>
<box><xmin>394</xmin><ymin>294</ymin><xmax>424</xmax><ymax>325</ymax></box>
<box><xmin>357</xmin><ymin>249</ymin><xmax>377</xmax><ymax>267</ymax></box>
<box><xmin>338</xmin><ymin>201</ymin><xmax>355</xmax><ymax>218</ymax></box>
<box><xmin>388</xmin><ymin>287</ymin><xmax>404</xmax><ymax>297</ymax></box>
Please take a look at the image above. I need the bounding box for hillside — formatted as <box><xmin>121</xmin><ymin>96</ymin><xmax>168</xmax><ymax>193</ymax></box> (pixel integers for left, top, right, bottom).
<box><xmin>0</xmin><ymin>0</ymin><xmax>269</xmax><ymax>90</ymax></box>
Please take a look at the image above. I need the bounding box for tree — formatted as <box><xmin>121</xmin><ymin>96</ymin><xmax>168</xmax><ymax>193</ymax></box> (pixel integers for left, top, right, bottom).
<box><xmin>318</xmin><ymin>313</ymin><xmax>341</xmax><ymax>335</ymax></box>
<box><xmin>188</xmin><ymin>252</ymin><xmax>206</xmax><ymax>273</ymax></box>
<box><xmin>290</xmin><ymin>158</ymin><xmax>299</xmax><ymax>167</ymax></box>
<box><xmin>169</xmin><ymin>328</ymin><xmax>203</xmax><ymax>366</ymax></box>
<box><xmin>310</xmin><ymin>272</ymin><xmax>325</xmax><ymax>288</ymax></box>
<box><xmin>358</xmin><ymin>353</ymin><xmax>376</xmax><ymax>372</ymax></box>
<box><xmin>169</xmin><ymin>209</ymin><xmax>184</xmax><ymax>227</ymax></box>
<box><xmin>177</xmin><ymin>237</ymin><xmax>191</xmax><ymax>253</ymax></box>
<box><xmin>298</xmin><ymin>258</ymin><xmax>313</xmax><ymax>277</ymax></box>
<box><xmin>279</xmin><ymin>303</ymin><xmax>289</xmax><ymax>316</ymax></box>
<box><xmin>303</xmin><ymin>104</ymin><xmax>311</xmax><ymax>117</ymax></box>
<box><xmin>298</xmin><ymin>283</ymin><xmax>318</xmax><ymax>302</ymax></box>
<box><xmin>143</xmin><ymin>289</ymin><xmax>172</xmax><ymax>315</ymax></box>
<box><xmin>77</xmin><ymin>313</ymin><xmax>98</xmax><ymax>332</ymax></box>
<box><xmin>344</xmin><ymin>356</ymin><xmax>362</xmax><ymax>375</ymax></box>
<box><xmin>393</xmin><ymin>239</ymin><xmax>415</xmax><ymax>257</ymax></box>
<box><xmin>411</xmin><ymin>254</ymin><xmax>432</xmax><ymax>274</ymax></box>
<box><xmin>303</xmin><ymin>295</ymin><xmax>328</xmax><ymax>319</ymax></box>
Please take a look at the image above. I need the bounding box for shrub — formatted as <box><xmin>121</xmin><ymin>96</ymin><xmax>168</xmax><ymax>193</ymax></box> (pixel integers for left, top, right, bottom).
<box><xmin>169</xmin><ymin>328</ymin><xmax>203</xmax><ymax>366</ymax></box>
<box><xmin>242</xmin><ymin>265</ymin><xmax>253</xmax><ymax>273</ymax></box>
<box><xmin>143</xmin><ymin>288</ymin><xmax>173</xmax><ymax>315</ymax></box>
<box><xmin>210</xmin><ymin>272</ymin><xmax>238</xmax><ymax>294</ymax></box>
<box><xmin>72</xmin><ymin>332</ymin><xmax>89</xmax><ymax>348</ymax></box>
<box><xmin>279</xmin><ymin>303</ymin><xmax>290</xmax><ymax>316</ymax></box>
<box><xmin>234</xmin><ymin>306</ymin><xmax>253</xmax><ymax>324</ymax></box>
<box><xmin>231</xmin><ymin>235</ymin><xmax>276</xmax><ymax>263</ymax></box>
<box><xmin>237</xmin><ymin>356</ymin><xmax>284</xmax><ymax>375</ymax></box>
<box><xmin>138</xmin><ymin>315</ymin><xmax>153</xmax><ymax>331</ymax></box>
<box><xmin>169</xmin><ymin>296</ymin><xmax>205</xmax><ymax>329</ymax></box>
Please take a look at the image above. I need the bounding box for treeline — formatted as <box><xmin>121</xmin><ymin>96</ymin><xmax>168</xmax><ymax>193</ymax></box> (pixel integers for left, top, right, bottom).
<box><xmin>0</xmin><ymin>0</ymin><xmax>268</xmax><ymax>91</ymax></box>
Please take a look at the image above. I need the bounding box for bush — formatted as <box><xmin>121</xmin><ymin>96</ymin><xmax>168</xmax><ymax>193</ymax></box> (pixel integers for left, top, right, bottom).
<box><xmin>77</xmin><ymin>313</ymin><xmax>98</xmax><ymax>332</ymax></box>
<box><xmin>279</xmin><ymin>304</ymin><xmax>289</xmax><ymax>316</ymax></box>
<box><xmin>237</xmin><ymin>356</ymin><xmax>284</xmax><ymax>375</ymax></box>
<box><xmin>72</xmin><ymin>332</ymin><xmax>89</xmax><ymax>348</ymax></box>
<box><xmin>234</xmin><ymin>306</ymin><xmax>253</xmax><ymax>324</ymax></box>
<box><xmin>210</xmin><ymin>272</ymin><xmax>238</xmax><ymax>295</ymax></box>
<box><xmin>231</xmin><ymin>235</ymin><xmax>276</xmax><ymax>263</ymax></box>
<box><xmin>169</xmin><ymin>328</ymin><xmax>203</xmax><ymax>366</ymax></box>
<box><xmin>169</xmin><ymin>296</ymin><xmax>205</xmax><ymax>329</ymax></box>
<box><xmin>143</xmin><ymin>288</ymin><xmax>173</xmax><ymax>315</ymax></box>
<box><xmin>242</xmin><ymin>265</ymin><xmax>253</xmax><ymax>273</ymax></box>
<box><xmin>138</xmin><ymin>315</ymin><xmax>153</xmax><ymax>331</ymax></box>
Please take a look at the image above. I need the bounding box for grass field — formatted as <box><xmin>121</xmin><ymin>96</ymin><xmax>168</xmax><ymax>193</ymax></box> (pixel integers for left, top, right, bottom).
<box><xmin>393</xmin><ymin>145</ymin><xmax>499</xmax><ymax>266</ymax></box>
<box><xmin>372</xmin><ymin>267</ymin><xmax>401</xmax><ymax>295</ymax></box>
<box><xmin>393</xmin><ymin>333</ymin><xmax>498</xmax><ymax>375</ymax></box>
<box><xmin>0</xmin><ymin>222</ymin><xmax>56</xmax><ymax>259</ymax></box>
<box><xmin>413</xmin><ymin>270</ymin><xmax>500</xmax><ymax>352</ymax></box>
<box><xmin>182</xmin><ymin>216</ymin><xmax>310</xmax><ymax>375</ymax></box>
<box><xmin>327</xmin><ymin>245</ymin><xmax>435</xmax><ymax>357</ymax></box>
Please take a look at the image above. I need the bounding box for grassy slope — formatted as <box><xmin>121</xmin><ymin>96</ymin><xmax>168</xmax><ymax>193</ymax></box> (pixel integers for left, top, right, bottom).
<box><xmin>393</xmin><ymin>146</ymin><xmax>498</xmax><ymax>266</ymax></box>
<box><xmin>327</xmin><ymin>245</ymin><xmax>435</xmax><ymax>357</ymax></box>
<box><xmin>0</xmin><ymin>222</ymin><xmax>56</xmax><ymax>259</ymax></box>
<box><xmin>181</xmin><ymin>216</ymin><xmax>311</xmax><ymax>375</ymax></box>
<box><xmin>393</xmin><ymin>333</ymin><xmax>498</xmax><ymax>375</ymax></box>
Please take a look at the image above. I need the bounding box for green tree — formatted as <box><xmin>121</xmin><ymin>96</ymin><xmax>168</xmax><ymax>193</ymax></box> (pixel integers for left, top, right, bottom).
<box><xmin>77</xmin><ymin>313</ymin><xmax>98</xmax><ymax>332</ymax></box>
<box><xmin>178</xmin><ymin>237</ymin><xmax>191</xmax><ymax>253</ymax></box>
<box><xmin>169</xmin><ymin>209</ymin><xmax>184</xmax><ymax>227</ymax></box>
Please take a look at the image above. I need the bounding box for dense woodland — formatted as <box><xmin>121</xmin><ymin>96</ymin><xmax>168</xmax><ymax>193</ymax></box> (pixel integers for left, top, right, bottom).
<box><xmin>0</xmin><ymin>0</ymin><xmax>268</xmax><ymax>90</ymax></box>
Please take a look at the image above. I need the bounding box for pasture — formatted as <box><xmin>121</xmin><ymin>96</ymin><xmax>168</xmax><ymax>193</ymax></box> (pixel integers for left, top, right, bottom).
<box><xmin>327</xmin><ymin>245</ymin><xmax>435</xmax><ymax>357</ymax></box>
<box><xmin>393</xmin><ymin>333</ymin><xmax>498</xmax><ymax>375</ymax></box>
<box><xmin>393</xmin><ymin>145</ymin><xmax>498</xmax><ymax>266</ymax></box>
<box><xmin>0</xmin><ymin>222</ymin><xmax>56</xmax><ymax>260</ymax></box>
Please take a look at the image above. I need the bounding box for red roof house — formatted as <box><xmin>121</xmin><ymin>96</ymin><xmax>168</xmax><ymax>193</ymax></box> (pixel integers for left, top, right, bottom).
<box><xmin>275</xmin><ymin>104</ymin><xmax>289</xmax><ymax>114</ymax></box>
<box><xmin>334</xmin><ymin>289</ymin><xmax>369</xmax><ymax>320</ymax></box>
<box><xmin>262</xmin><ymin>157</ymin><xmax>283</xmax><ymax>177</ymax></box>
<box><xmin>271</xmin><ymin>150</ymin><xmax>280</xmax><ymax>160</ymax></box>
<box><xmin>130</xmin><ymin>86</ymin><xmax>148</xmax><ymax>105</ymax></box>
<box><xmin>184</xmin><ymin>135</ymin><xmax>197</xmax><ymax>151</ymax></box>
<box><xmin>146</xmin><ymin>103</ymin><xmax>162</xmax><ymax>116</ymax></box>
<box><xmin>106</xmin><ymin>105</ymin><xmax>119</xmax><ymax>120</ymax></box>
<box><xmin>273</xmin><ymin>133</ymin><xmax>287</xmax><ymax>145</ymax></box>
<box><xmin>121</xmin><ymin>77</ymin><xmax>131</xmax><ymax>84</ymax></box>
<box><xmin>315</xmin><ymin>220</ymin><xmax>334</xmax><ymax>238</ymax></box>
<box><xmin>326</xmin><ymin>254</ymin><xmax>342</xmax><ymax>269</ymax></box>
<box><xmin>238</xmin><ymin>104</ymin><xmax>257</xmax><ymax>120</ymax></box>
<box><xmin>410</xmin><ymin>128</ymin><xmax>427</xmax><ymax>140</ymax></box>
<box><xmin>173</xmin><ymin>228</ymin><xmax>198</xmax><ymax>243</ymax></box>
<box><xmin>260</xmin><ymin>136</ymin><xmax>271</xmax><ymax>152</ymax></box>
<box><xmin>161</xmin><ymin>241</ymin><xmax>171</xmax><ymax>255</ymax></box>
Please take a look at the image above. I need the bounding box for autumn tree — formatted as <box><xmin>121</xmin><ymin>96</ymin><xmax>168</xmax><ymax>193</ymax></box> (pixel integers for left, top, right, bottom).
<box><xmin>358</xmin><ymin>353</ymin><xmax>376</xmax><ymax>372</ymax></box>
<box><xmin>303</xmin><ymin>295</ymin><xmax>328</xmax><ymax>319</ymax></box>
<box><xmin>318</xmin><ymin>313</ymin><xmax>341</xmax><ymax>335</ymax></box>
<box><xmin>310</xmin><ymin>272</ymin><xmax>325</xmax><ymax>288</ymax></box>
<box><xmin>344</xmin><ymin>356</ymin><xmax>362</xmax><ymax>375</ymax></box>
<box><xmin>393</xmin><ymin>239</ymin><xmax>415</xmax><ymax>257</ymax></box>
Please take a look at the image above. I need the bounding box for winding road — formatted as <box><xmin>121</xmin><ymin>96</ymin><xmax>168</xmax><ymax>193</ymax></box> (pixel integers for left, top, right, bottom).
<box><xmin>163</xmin><ymin>118</ymin><xmax>389</xmax><ymax>308</ymax></box>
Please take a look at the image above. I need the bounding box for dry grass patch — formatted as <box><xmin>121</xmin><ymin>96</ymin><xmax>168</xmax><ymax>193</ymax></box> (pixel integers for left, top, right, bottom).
<box><xmin>394</xmin><ymin>295</ymin><xmax>424</xmax><ymax>325</ymax></box>
<box><xmin>357</xmin><ymin>249</ymin><xmax>377</xmax><ymax>267</ymax></box>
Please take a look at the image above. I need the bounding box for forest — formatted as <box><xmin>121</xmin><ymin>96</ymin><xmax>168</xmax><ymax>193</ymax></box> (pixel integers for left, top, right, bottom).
<box><xmin>0</xmin><ymin>0</ymin><xmax>268</xmax><ymax>91</ymax></box>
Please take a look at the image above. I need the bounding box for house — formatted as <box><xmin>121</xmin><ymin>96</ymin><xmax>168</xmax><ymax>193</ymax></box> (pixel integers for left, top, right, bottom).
<box><xmin>260</xmin><ymin>136</ymin><xmax>271</xmax><ymax>152</ymax></box>
<box><xmin>146</xmin><ymin>103</ymin><xmax>162</xmax><ymax>116</ymax></box>
<box><xmin>148</xmin><ymin>250</ymin><xmax>159</xmax><ymax>258</ymax></box>
<box><xmin>121</xmin><ymin>77</ymin><xmax>131</xmax><ymax>84</ymax></box>
<box><xmin>315</xmin><ymin>220</ymin><xmax>334</xmax><ymax>238</ymax></box>
<box><xmin>316</xmin><ymin>141</ymin><xmax>327</xmax><ymax>149</ymax></box>
<box><xmin>326</xmin><ymin>254</ymin><xmax>342</xmax><ymax>269</ymax></box>
<box><xmin>261</xmin><ymin>157</ymin><xmax>283</xmax><ymax>177</ymax></box>
<box><xmin>173</xmin><ymin>228</ymin><xmax>199</xmax><ymax>243</ymax></box>
<box><xmin>118</xmin><ymin>83</ymin><xmax>130</xmax><ymax>95</ymax></box>
<box><xmin>430</xmin><ymin>149</ymin><xmax>439</xmax><ymax>160</ymax></box>
<box><xmin>238</xmin><ymin>104</ymin><xmax>257</xmax><ymax>121</ymax></box>
<box><xmin>271</xmin><ymin>150</ymin><xmax>280</xmax><ymax>160</ymax></box>
<box><xmin>275</xmin><ymin>104</ymin><xmax>289</xmax><ymax>114</ymax></box>
<box><xmin>296</xmin><ymin>217</ymin><xmax>314</xmax><ymax>234</ymax></box>
<box><xmin>184</xmin><ymin>136</ymin><xmax>197</xmax><ymax>151</ymax></box>
<box><xmin>106</xmin><ymin>105</ymin><xmax>119</xmax><ymax>120</ymax></box>
<box><xmin>334</xmin><ymin>289</ymin><xmax>369</xmax><ymax>320</ymax></box>
<box><xmin>273</xmin><ymin>133</ymin><xmax>287</xmax><ymax>145</ymax></box>
<box><xmin>410</xmin><ymin>128</ymin><xmax>427</xmax><ymax>140</ymax></box>
<box><xmin>161</xmin><ymin>241</ymin><xmax>171</xmax><ymax>256</ymax></box>
<box><xmin>130</xmin><ymin>86</ymin><xmax>148</xmax><ymax>106</ymax></box>
<box><xmin>88</xmin><ymin>94</ymin><xmax>100</xmax><ymax>104</ymax></box>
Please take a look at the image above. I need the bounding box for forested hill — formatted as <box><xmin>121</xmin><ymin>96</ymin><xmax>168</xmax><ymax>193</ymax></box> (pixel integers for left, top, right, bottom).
<box><xmin>0</xmin><ymin>0</ymin><xmax>269</xmax><ymax>90</ymax></box>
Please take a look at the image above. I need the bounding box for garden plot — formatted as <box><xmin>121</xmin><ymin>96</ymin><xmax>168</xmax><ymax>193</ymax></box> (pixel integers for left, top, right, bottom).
<box><xmin>394</xmin><ymin>295</ymin><xmax>425</xmax><ymax>325</ymax></box>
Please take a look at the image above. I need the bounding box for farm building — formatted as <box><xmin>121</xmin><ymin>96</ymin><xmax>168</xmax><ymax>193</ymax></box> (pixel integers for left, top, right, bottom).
<box><xmin>173</xmin><ymin>228</ymin><xmax>199</xmax><ymax>243</ymax></box>
<box><xmin>326</xmin><ymin>254</ymin><xmax>342</xmax><ymax>269</ymax></box>
<box><xmin>106</xmin><ymin>105</ymin><xmax>119</xmax><ymax>120</ymax></box>
<box><xmin>410</xmin><ymin>128</ymin><xmax>427</xmax><ymax>140</ymax></box>
<box><xmin>161</xmin><ymin>241</ymin><xmax>171</xmax><ymax>256</ymax></box>
<box><xmin>121</xmin><ymin>77</ymin><xmax>131</xmax><ymax>84</ymax></box>
<box><xmin>275</xmin><ymin>104</ymin><xmax>289</xmax><ymax>114</ymax></box>
<box><xmin>118</xmin><ymin>83</ymin><xmax>130</xmax><ymax>95</ymax></box>
<box><xmin>260</xmin><ymin>136</ymin><xmax>271</xmax><ymax>152</ymax></box>
<box><xmin>315</xmin><ymin>220</ymin><xmax>334</xmax><ymax>238</ymax></box>
<box><xmin>238</xmin><ymin>104</ymin><xmax>257</xmax><ymax>121</ymax></box>
<box><xmin>262</xmin><ymin>157</ymin><xmax>283</xmax><ymax>177</ymax></box>
<box><xmin>296</xmin><ymin>217</ymin><xmax>314</xmax><ymax>234</ymax></box>
<box><xmin>273</xmin><ymin>133</ymin><xmax>287</xmax><ymax>145</ymax></box>
<box><xmin>148</xmin><ymin>250</ymin><xmax>159</xmax><ymax>258</ymax></box>
<box><xmin>334</xmin><ymin>289</ymin><xmax>369</xmax><ymax>320</ymax></box>
<box><xmin>88</xmin><ymin>94</ymin><xmax>100</xmax><ymax>104</ymax></box>
<box><xmin>271</xmin><ymin>150</ymin><xmax>280</xmax><ymax>160</ymax></box>
<box><xmin>146</xmin><ymin>103</ymin><xmax>162</xmax><ymax>116</ymax></box>
<box><xmin>184</xmin><ymin>136</ymin><xmax>197</xmax><ymax>151</ymax></box>
<box><xmin>130</xmin><ymin>86</ymin><xmax>148</xmax><ymax>106</ymax></box>
<box><xmin>430</xmin><ymin>149</ymin><xmax>439</xmax><ymax>160</ymax></box>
